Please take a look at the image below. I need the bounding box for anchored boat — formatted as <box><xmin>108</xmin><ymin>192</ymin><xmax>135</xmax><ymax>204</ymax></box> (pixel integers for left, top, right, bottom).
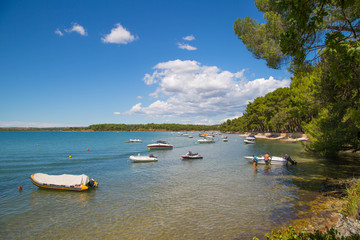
<box><xmin>129</xmin><ymin>154</ymin><xmax>158</xmax><ymax>162</ymax></box>
<box><xmin>30</xmin><ymin>173</ymin><xmax>98</xmax><ymax>191</ymax></box>
<box><xmin>147</xmin><ymin>140</ymin><xmax>173</xmax><ymax>150</ymax></box>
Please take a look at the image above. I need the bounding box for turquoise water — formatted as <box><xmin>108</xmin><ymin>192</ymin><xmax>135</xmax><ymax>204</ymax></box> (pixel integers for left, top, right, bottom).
<box><xmin>1</xmin><ymin>131</ymin><xmax>359</xmax><ymax>239</ymax></box>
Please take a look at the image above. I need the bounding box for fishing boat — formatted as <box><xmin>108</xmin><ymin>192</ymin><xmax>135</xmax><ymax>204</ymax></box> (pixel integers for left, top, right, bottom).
<box><xmin>30</xmin><ymin>173</ymin><xmax>98</xmax><ymax>191</ymax></box>
<box><xmin>147</xmin><ymin>140</ymin><xmax>173</xmax><ymax>150</ymax></box>
<box><xmin>181</xmin><ymin>151</ymin><xmax>203</xmax><ymax>159</ymax></box>
<box><xmin>198</xmin><ymin>136</ymin><xmax>215</xmax><ymax>143</ymax></box>
<box><xmin>129</xmin><ymin>154</ymin><xmax>158</xmax><ymax>162</ymax></box>
<box><xmin>244</xmin><ymin>155</ymin><xmax>296</xmax><ymax>166</ymax></box>
<box><xmin>124</xmin><ymin>139</ymin><xmax>142</xmax><ymax>143</ymax></box>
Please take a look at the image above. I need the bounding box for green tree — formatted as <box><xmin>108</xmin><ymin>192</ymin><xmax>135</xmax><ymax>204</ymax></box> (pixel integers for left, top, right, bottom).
<box><xmin>234</xmin><ymin>0</ymin><xmax>360</xmax><ymax>156</ymax></box>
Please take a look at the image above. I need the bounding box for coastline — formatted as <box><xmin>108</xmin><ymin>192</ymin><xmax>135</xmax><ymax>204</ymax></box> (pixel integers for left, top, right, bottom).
<box><xmin>239</xmin><ymin>132</ymin><xmax>309</xmax><ymax>143</ymax></box>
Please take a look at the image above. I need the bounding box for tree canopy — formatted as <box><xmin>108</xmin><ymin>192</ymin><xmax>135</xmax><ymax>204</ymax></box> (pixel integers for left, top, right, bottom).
<box><xmin>232</xmin><ymin>0</ymin><xmax>360</xmax><ymax>156</ymax></box>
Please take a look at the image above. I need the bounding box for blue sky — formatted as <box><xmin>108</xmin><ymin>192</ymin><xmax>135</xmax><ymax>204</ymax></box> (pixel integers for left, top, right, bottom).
<box><xmin>0</xmin><ymin>0</ymin><xmax>291</xmax><ymax>127</ymax></box>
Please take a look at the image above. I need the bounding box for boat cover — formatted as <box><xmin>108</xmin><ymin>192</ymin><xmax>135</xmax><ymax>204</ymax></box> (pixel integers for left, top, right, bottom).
<box><xmin>33</xmin><ymin>173</ymin><xmax>90</xmax><ymax>186</ymax></box>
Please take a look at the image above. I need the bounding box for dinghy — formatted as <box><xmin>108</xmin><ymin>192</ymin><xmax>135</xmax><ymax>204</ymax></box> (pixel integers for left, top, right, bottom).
<box><xmin>30</xmin><ymin>173</ymin><xmax>98</xmax><ymax>191</ymax></box>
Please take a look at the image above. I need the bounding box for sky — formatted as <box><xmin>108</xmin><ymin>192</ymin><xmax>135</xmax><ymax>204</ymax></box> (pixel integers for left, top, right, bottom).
<box><xmin>0</xmin><ymin>0</ymin><xmax>291</xmax><ymax>127</ymax></box>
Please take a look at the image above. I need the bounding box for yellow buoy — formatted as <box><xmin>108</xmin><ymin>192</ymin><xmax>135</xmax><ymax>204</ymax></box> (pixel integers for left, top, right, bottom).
<box><xmin>69</xmin><ymin>155</ymin><xmax>72</xmax><ymax>159</ymax></box>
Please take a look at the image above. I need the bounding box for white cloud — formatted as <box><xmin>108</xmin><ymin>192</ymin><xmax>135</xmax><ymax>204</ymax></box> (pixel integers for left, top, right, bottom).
<box><xmin>183</xmin><ymin>35</ymin><xmax>195</xmax><ymax>41</ymax></box>
<box><xmin>137</xmin><ymin>96</ymin><xmax>143</xmax><ymax>99</ymax></box>
<box><xmin>113</xmin><ymin>112</ymin><xmax>121</xmax><ymax>115</ymax></box>
<box><xmin>123</xmin><ymin>59</ymin><xmax>290</xmax><ymax>122</ymax></box>
<box><xmin>54</xmin><ymin>28</ymin><xmax>63</xmax><ymax>36</ymax></box>
<box><xmin>177</xmin><ymin>42</ymin><xmax>197</xmax><ymax>51</ymax></box>
<box><xmin>65</xmin><ymin>23</ymin><xmax>87</xmax><ymax>36</ymax></box>
<box><xmin>102</xmin><ymin>23</ymin><xmax>137</xmax><ymax>44</ymax></box>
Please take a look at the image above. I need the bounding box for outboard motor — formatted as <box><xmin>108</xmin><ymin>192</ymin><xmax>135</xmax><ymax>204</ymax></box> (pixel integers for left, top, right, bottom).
<box><xmin>88</xmin><ymin>180</ymin><xmax>98</xmax><ymax>188</ymax></box>
<box><xmin>284</xmin><ymin>154</ymin><xmax>297</xmax><ymax>165</ymax></box>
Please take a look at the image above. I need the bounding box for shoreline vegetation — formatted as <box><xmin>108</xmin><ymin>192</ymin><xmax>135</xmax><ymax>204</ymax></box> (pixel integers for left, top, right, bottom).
<box><xmin>0</xmin><ymin>123</ymin><xmax>219</xmax><ymax>132</ymax></box>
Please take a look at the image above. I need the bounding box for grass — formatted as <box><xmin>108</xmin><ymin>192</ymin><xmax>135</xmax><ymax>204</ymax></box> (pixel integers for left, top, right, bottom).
<box><xmin>341</xmin><ymin>180</ymin><xmax>360</xmax><ymax>219</ymax></box>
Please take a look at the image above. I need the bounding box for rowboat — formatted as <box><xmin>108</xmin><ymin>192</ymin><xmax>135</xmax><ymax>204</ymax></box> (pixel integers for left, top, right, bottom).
<box><xmin>30</xmin><ymin>173</ymin><xmax>98</xmax><ymax>191</ymax></box>
<box><xmin>129</xmin><ymin>154</ymin><xmax>158</xmax><ymax>162</ymax></box>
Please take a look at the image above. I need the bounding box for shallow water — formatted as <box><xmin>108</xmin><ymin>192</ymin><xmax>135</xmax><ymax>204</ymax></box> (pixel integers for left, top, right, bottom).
<box><xmin>0</xmin><ymin>131</ymin><xmax>359</xmax><ymax>239</ymax></box>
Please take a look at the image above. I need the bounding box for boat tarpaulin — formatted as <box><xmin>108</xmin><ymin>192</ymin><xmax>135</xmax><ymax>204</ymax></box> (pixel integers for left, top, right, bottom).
<box><xmin>33</xmin><ymin>173</ymin><xmax>90</xmax><ymax>186</ymax></box>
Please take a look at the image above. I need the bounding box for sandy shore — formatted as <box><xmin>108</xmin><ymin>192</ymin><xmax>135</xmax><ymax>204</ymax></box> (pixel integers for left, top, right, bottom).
<box><xmin>239</xmin><ymin>132</ymin><xmax>309</xmax><ymax>143</ymax></box>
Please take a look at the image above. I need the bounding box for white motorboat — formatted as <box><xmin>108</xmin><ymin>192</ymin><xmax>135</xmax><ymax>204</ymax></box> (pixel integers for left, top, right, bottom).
<box><xmin>244</xmin><ymin>155</ymin><xmax>296</xmax><ymax>165</ymax></box>
<box><xmin>244</xmin><ymin>134</ymin><xmax>256</xmax><ymax>144</ymax></box>
<box><xmin>244</xmin><ymin>138</ymin><xmax>255</xmax><ymax>144</ymax></box>
<box><xmin>198</xmin><ymin>136</ymin><xmax>215</xmax><ymax>143</ymax></box>
<box><xmin>130</xmin><ymin>154</ymin><xmax>158</xmax><ymax>162</ymax></box>
<box><xmin>147</xmin><ymin>140</ymin><xmax>173</xmax><ymax>150</ymax></box>
<box><xmin>124</xmin><ymin>139</ymin><xmax>142</xmax><ymax>143</ymax></box>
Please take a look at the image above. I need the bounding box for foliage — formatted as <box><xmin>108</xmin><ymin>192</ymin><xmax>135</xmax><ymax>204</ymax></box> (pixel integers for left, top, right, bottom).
<box><xmin>65</xmin><ymin>123</ymin><xmax>218</xmax><ymax>132</ymax></box>
<box><xmin>341</xmin><ymin>181</ymin><xmax>360</xmax><ymax>219</ymax></box>
<box><xmin>232</xmin><ymin>0</ymin><xmax>360</xmax><ymax>156</ymax></box>
<box><xmin>234</xmin><ymin>0</ymin><xmax>360</xmax><ymax>69</ymax></box>
<box><xmin>219</xmin><ymin>87</ymin><xmax>303</xmax><ymax>133</ymax></box>
<box><xmin>253</xmin><ymin>225</ymin><xmax>360</xmax><ymax>240</ymax></box>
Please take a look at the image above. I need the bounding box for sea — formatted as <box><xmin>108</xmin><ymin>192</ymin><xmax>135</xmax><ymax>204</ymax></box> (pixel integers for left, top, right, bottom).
<box><xmin>1</xmin><ymin>131</ymin><xmax>360</xmax><ymax>240</ymax></box>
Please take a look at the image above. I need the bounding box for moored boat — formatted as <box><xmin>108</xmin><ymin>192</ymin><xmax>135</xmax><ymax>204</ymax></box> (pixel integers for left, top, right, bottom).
<box><xmin>30</xmin><ymin>173</ymin><xmax>98</xmax><ymax>191</ymax></box>
<box><xmin>198</xmin><ymin>136</ymin><xmax>215</xmax><ymax>143</ymax></box>
<box><xmin>244</xmin><ymin>134</ymin><xmax>256</xmax><ymax>144</ymax></box>
<box><xmin>244</xmin><ymin>155</ymin><xmax>296</xmax><ymax>165</ymax></box>
<box><xmin>181</xmin><ymin>151</ymin><xmax>203</xmax><ymax>159</ymax></box>
<box><xmin>147</xmin><ymin>140</ymin><xmax>173</xmax><ymax>150</ymax></box>
<box><xmin>124</xmin><ymin>139</ymin><xmax>142</xmax><ymax>143</ymax></box>
<box><xmin>130</xmin><ymin>154</ymin><xmax>158</xmax><ymax>162</ymax></box>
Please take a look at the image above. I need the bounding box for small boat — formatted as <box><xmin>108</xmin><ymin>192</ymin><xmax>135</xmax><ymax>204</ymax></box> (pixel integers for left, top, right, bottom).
<box><xmin>181</xmin><ymin>151</ymin><xmax>203</xmax><ymax>159</ymax></box>
<box><xmin>198</xmin><ymin>136</ymin><xmax>215</xmax><ymax>143</ymax></box>
<box><xmin>244</xmin><ymin>155</ymin><xmax>296</xmax><ymax>166</ymax></box>
<box><xmin>130</xmin><ymin>154</ymin><xmax>158</xmax><ymax>162</ymax></box>
<box><xmin>147</xmin><ymin>140</ymin><xmax>173</xmax><ymax>150</ymax></box>
<box><xmin>124</xmin><ymin>139</ymin><xmax>142</xmax><ymax>143</ymax></box>
<box><xmin>222</xmin><ymin>136</ymin><xmax>228</xmax><ymax>142</ymax></box>
<box><xmin>30</xmin><ymin>173</ymin><xmax>98</xmax><ymax>191</ymax></box>
<box><xmin>244</xmin><ymin>134</ymin><xmax>256</xmax><ymax>144</ymax></box>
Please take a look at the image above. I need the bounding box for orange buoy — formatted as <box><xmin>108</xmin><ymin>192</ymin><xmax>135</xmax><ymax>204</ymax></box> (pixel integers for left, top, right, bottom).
<box><xmin>18</xmin><ymin>185</ymin><xmax>23</xmax><ymax>191</ymax></box>
<box><xmin>36</xmin><ymin>144</ymin><xmax>39</xmax><ymax>147</ymax></box>
<box><xmin>87</xmin><ymin>148</ymin><xmax>89</xmax><ymax>151</ymax></box>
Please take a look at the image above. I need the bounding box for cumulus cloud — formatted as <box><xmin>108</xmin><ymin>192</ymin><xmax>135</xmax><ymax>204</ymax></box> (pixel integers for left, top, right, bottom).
<box><xmin>177</xmin><ymin>42</ymin><xmax>197</xmax><ymax>51</ymax></box>
<box><xmin>65</xmin><ymin>23</ymin><xmax>87</xmax><ymax>36</ymax></box>
<box><xmin>54</xmin><ymin>28</ymin><xmax>63</xmax><ymax>36</ymax></box>
<box><xmin>102</xmin><ymin>23</ymin><xmax>137</xmax><ymax>44</ymax></box>
<box><xmin>183</xmin><ymin>35</ymin><xmax>195</xmax><ymax>41</ymax></box>
<box><xmin>123</xmin><ymin>59</ymin><xmax>290</xmax><ymax>121</ymax></box>
<box><xmin>113</xmin><ymin>112</ymin><xmax>121</xmax><ymax>115</ymax></box>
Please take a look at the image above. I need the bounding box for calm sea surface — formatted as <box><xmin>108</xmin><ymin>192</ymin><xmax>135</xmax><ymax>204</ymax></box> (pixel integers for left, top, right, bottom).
<box><xmin>1</xmin><ymin>131</ymin><xmax>360</xmax><ymax>239</ymax></box>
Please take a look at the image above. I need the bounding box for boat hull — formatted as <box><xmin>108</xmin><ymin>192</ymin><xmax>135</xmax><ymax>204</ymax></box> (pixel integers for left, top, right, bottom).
<box><xmin>181</xmin><ymin>155</ymin><xmax>203</xmax><ymax>159</ymax></box>
<box><xmin>244</xmin><ymin>156</ymin><xmax>288</xmax><ymax>165</ymax></box>
<box><xmin>129</xmin><ymin>155</ymin><xmax>158</xmax><ymax>162</ymax></box>
<box><xmin>30</xmin><ymin>174</ymin><xmax>90</xmax><ymax>191</ymax></box>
